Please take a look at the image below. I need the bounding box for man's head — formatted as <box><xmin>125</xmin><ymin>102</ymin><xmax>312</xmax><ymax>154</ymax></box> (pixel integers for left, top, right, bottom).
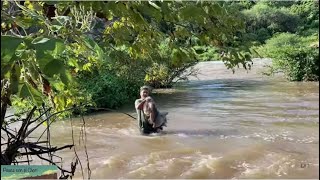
<box><xmin>140</xmin><ymin>85</ymin><xmax>152</xmax><ymax>98</ymax></box>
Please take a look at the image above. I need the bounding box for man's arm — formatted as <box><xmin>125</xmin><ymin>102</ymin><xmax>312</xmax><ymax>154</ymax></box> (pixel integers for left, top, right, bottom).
<box><xmin>135</xmin><ymin>99</ymin><xmax>146</xmax><ymax>110</ymax></box>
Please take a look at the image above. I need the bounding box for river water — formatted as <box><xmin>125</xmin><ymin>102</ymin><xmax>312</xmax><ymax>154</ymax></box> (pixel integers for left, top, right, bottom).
<box><xmin>5</xmin><ymin>59</ymin><xmax>319</xmax><ymax>179</ymax></box>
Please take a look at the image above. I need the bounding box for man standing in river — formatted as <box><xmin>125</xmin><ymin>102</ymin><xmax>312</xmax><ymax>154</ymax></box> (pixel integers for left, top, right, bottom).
<box><xmin>135</xmin><ymin>86</ymin><xmax>167</xmax><ymax>134</ymax></box>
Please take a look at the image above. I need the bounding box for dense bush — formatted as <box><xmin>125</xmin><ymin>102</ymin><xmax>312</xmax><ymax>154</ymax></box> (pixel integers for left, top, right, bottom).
<box><xmin>259</xmin><ymin>33</ymin><xmax>319</xmax><ymax>81</ymax></box>
<box><xmin>79</xmin><ymin>73</ymin><xmax>142</xmax><ymax>109</ymax></box>
<box><xmin>77</xmin><ymin>58</ymin><xmax>145</xmax><ymax>109</ymax></box>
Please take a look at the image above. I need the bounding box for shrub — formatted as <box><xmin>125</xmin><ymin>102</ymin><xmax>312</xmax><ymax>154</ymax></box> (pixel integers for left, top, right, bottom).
<box><xmin>259</xmin><ymin>33</ymin><xmax>319</xmax><ymax>81</ymax></box>
<box><xmin>77</xmin><ymin>59</ymin><xmax>145</xmax><ymax>109</ymax></box>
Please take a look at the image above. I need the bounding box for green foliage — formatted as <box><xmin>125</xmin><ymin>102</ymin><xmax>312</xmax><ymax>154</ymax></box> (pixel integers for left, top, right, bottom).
<box><xmin>143</xmin><ymin>39</ymin><xmax>199</xmax><ymax>88</ymax></box>
<box><xmin>238</xmin><ymin>1</ymin><xmax>319</xmax><ymax>82</ymax></box>
<box><xmin>240</xmin><ymin>0</ymin><xmax>319</xmax><ymax>45</ymax></box>
<box><xmin>289</xmin><ymin>0</ymin><xmax>319</xmax><ymax>35</ymax></box>
<box><xmin>242</xmin><ymin>2</ymin><xmax>301</xmax><ymax>43</ymax></box>
<box><xmin>144</xmin><ymin>63</ymin><xmax>170</xmax><ymax>88</ymax></box>
<box><xmin>1</xmin><ymin>1</ymin><xmax>106</xmax><ymax>120</ymax></box>
<box><xmin>227</xmin><ymin>1</ymin><xmax>256</xmax><ymax>11</ymax></box>
<box><xmin>258</xmin><ymin>33</ymin><xmax>319</xmax><ymax>81</ymax></box>
<box><xmin>264</xmin><ymin>1</ymin><xmax>297</xmax><ymax>8</ymax></box>
<box><xmin>11</xmin><ymin>96</ymin><xmax>36</xmax><ymax>116</ymax></box>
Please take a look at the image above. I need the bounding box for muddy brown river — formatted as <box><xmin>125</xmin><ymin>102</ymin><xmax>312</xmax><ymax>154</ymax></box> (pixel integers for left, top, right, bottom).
<box><xmin>4</xmin><ymin>59</ymin><xmax>319</xmax><ymax>179</ymax></box>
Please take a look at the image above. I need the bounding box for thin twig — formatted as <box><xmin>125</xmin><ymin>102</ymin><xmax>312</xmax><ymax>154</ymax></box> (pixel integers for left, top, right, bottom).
<box><xmin>36</xmin><ymin>107</ymin><xmax>77</xmax><ymax>142</ymax></box>
<box><xmin>42</xmin><ymin>105</ymin><xmax>53</xmax><ymax>164</ymax></box>
<box><xmin>15</xmin><ymin>160</ymin><xmax>33</xmax><ymax>164</ymax></box>
<box><xmin>80</xmin><ymin>114</ymin><xmax>91</xmax><ymax>179</ymax></box>
<box><xmin>29</xmin><ymin>107</ymin><xmax>52</xmax><ymax>125</ymax></box>
<box><xmin>1</xmin><ymin>127</ymin><xmax>15</xmax><ymax>138</ymax></box>
<box><xmin>35</xmin><ymin>153</ymin><xmax>73</xmax><ymax>174</ymax></box>
<box><xmin>24</xmin><ymin>147</ymin><xmax>30</xmax><ymax>165</ymax></box>
<box><xmin>71</xmin><ymin>116</ymin><xmax>84</xmax><ymax>179</ymax></box>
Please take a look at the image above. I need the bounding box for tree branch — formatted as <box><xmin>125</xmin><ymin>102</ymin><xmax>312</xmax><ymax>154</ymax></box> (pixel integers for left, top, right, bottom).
<box><xmin>20</xmin><ymin>145</ymin><xmax>74</xmax><ymax>156</ymax></box>
<box><xmin>16</xmin><ymin>106</ymin><xmax>37</xmax><ymax>141</ymax></box>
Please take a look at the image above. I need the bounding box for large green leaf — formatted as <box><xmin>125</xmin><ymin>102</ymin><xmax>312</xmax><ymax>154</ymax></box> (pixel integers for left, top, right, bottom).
<box><xmin>1</xmin><ymin>36</ymin><xmax>23</xmax><ymax>64</ymax></box>
<box><xmin>33</xmin><ymin>37</ymin><xmax>65</xmax><ymax>60</ymax></box>
<box><xmin>18</xmin><ymin>83</ymin><xmax>43</xmax><ymax>106</ymax></box>
<box><xmin>43</xmin><ymin>59</ymin><xmax>72</xmax><ymax>86</ymax></box>
<box><xmin>43</xmin><ymin>59</ymin><xmax>65</xmax><ymax>78</ymax></box>
<box><xmin>31</xmin><ymin>37</ymin><xmax>66</xmax><ymax>75</ymax></box>
<box><xmin>37</xmin><ymin>54</ymin><xmax>55</xmax><ymax>70</ymax></box>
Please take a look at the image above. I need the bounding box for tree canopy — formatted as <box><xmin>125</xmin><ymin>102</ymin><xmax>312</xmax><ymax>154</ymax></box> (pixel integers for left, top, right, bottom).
<box><xmin>2</xmin><ymin>0</ymin><xmax>318</xmax><ymax>119</ymax></box>
<box><xmin>1</xmin><ymin>1</ymin><xmax>253</xmax><ymax>118</ymax></box>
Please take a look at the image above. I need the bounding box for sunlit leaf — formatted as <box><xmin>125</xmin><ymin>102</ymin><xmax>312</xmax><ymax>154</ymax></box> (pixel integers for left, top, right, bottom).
<box><xmin>42</xmin><ymin>121</ymin><xmax>48</xmax><ymax>127</ymax></box>
<box><xmin>32</xmin><ymin>37</ymin><xmax>50</xmax><ymax>44</ymax></box>
<box><xmin>53</xmin><ymin>95</ymin><xmax>66</xmax><ymax>111</ymax></box>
